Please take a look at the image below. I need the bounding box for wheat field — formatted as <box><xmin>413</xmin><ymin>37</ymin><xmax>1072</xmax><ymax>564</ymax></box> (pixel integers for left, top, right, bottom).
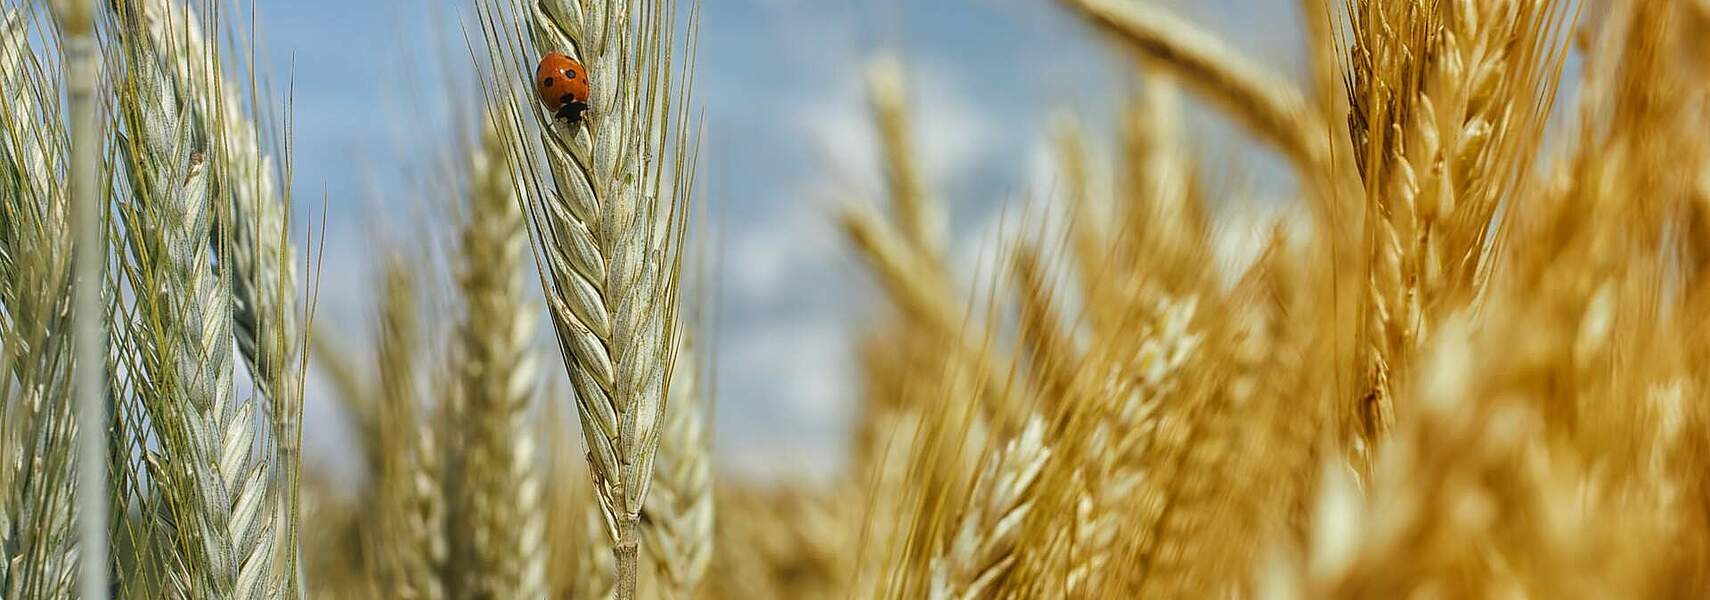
<box><xmin>2</xmin><ymin>0</ymin><xmax>1709</xmax><ymax>598</ymax></box>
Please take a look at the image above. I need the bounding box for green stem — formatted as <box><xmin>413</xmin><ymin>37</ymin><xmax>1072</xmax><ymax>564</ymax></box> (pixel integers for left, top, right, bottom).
<box><xmin>61</xmin><ymin>2</ymin><xmax>109</xmax><ymax>597</ymax></box>
<box><xmin>616</xmin><ymin>516</ymin><xmax>639</xmax><ymax>600</ymax></box>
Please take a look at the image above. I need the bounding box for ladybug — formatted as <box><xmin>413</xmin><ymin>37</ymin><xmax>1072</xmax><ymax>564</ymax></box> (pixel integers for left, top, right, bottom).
<box><xmin>535</xmin><ymin>52</ymin><xmax>591</xmax><ymax>123</ymax></box>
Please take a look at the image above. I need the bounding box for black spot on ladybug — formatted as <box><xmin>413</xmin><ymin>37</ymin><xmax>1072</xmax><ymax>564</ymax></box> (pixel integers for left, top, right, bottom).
<box><xmin>543</xmin><ymin>77</ymin><xmax>556</xmax><ymax>87</ymax></box>
<box><xmin>560</xmin><ymin>94</ymin><xmax>575</xmax><ymax>106</ymax></box>
<box><xmin>565</xmin><ymin>70</ymin><xmax>576</xmax><ymax>79</ymax></box>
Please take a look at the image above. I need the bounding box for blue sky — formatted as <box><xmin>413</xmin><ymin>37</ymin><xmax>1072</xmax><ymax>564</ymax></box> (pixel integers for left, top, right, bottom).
<box><xmin>262</xmin><ymin>0</ymin><xmax>1305</xmax><ymax>480</ymax></box>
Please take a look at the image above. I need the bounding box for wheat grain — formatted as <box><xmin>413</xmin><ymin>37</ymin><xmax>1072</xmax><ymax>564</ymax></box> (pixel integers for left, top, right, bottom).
<box><xmin>1348</xmin><ymin>1</ymin><xmax>1572</xmax><ymax>457</ymax></box>
<box><xmin>1071</xmin><ymin>297</ymin><xmax>1203</xmax><ymax>595</ymax></box>
<box><xmin>131</xmin><ymin>0</ymin><xmax>303</xmax><ymax>445</ymax></box>
<box><xmin>130</xmin><ymin>1</ymin><xmax>308</xmax><ymax>590</ymax></box>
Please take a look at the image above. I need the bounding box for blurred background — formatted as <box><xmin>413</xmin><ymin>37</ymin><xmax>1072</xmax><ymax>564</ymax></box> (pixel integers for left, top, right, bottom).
<box><xmin>268</xmin><ymin>0</ymin><xmax>1306</xmax><ymax>482</ymax></box>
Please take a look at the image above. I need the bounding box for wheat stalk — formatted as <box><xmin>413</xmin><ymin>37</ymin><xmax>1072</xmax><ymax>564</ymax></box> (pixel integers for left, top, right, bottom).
<box><xmin>928</xmin><ymin>417</ymin><xmax>1049</xmax><ymax>600</ymax></box>
<box><xmin>476</xmin><ymin>1</ymin><xmax>697</xmax><ymax>596</ymax></box>
<box><xmin>456</xmin><ymin>114</ymin><xmax>547</xmax><ymax>599</ymax></box>
<box><xmin>839</xmin><ymin>184</ymin><xmax>1029</xmax><ymax>437</ymax></box>
<box><xmin>641</xmin><ymin>344</ymin><xmax>713</xmax><ymax>597</ymax></box>
<box><xmin>0</xmin><ymin>8</ymin><xmax>81</xmax><ymax>597</ymax></box>
<box><xmin>374</xmin><ymin>257</ymin><xmax>446</xmax><ymax>600</ymax></box>
<box><xmin>111</xmin><ymin>0</ymin><xmax>276</xmax><ymax>593</ymax></box>
<box><xmin>1010</xmin><ymin>243</ymin><xmax>1077</xmax><ymax>402</ymax></box>
<box><xmin>45</xmin><ymin>0</ymin><xmax>111</xmax><ymax>595</ymax></box>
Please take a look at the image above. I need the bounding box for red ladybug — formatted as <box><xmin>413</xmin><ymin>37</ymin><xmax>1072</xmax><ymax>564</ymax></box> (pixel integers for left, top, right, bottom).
<box><xmin>535</xmin><ymin>53</ymin><xmax>590</xmax><ymax>123</ymax></box>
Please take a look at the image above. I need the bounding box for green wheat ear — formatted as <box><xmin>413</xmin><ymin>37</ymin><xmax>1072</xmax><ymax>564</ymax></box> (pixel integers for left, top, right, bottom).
<box><xmin>475</xmin><ymin>1</ymin><xmax>700</xmax><ymax>597</ymax></box>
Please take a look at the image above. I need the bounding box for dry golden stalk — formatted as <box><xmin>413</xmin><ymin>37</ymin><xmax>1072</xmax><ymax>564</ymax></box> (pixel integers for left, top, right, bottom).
<box><xmin>1113</xmin><ymin>75</ymin><xmax>1209</xmax><ymax>302</ymax></box>
<box><xmin>839</xmin><ymin>205</ymin><xmax>961</xmax><ymax>337</ymax></box>
<box><xmin>842</xmin><ymin>56</ymin><xmax>1038</xmax><ymax>437</ymax></box>
<box><xmin>1010</xmin><ymin>243</ymin><xmax>1078</xmax><ymax>403</ymax></box>
<box><xmin>1050</xmin><ymin>115</ymin><xmax>1113</xmax><ymax>326</ymax></box>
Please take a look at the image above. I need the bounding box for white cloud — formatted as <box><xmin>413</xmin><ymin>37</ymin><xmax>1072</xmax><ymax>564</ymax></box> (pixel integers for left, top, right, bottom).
<box><xmin>715</xmin><ymin>314</ymin><xmax>854</xmax><ymax>480</ymax></box>
<box><xmin>724</xmin><ymin>204</ymin><xmax>843</xmax><ymax>303</ymax></box>
<box><xmin>796</xmin><ymin>59</ymin><xmax>996</xmax><ymax>200</ymax></box>
<box><xmin>720</xmin><ymin>315</ymin><xmax>852</xmax><ymax>420</ymax></box>
<box><xmin>698</xmin><ymin>53</ymin><xmax>1009</xmax><ymax>480</ymax></box>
